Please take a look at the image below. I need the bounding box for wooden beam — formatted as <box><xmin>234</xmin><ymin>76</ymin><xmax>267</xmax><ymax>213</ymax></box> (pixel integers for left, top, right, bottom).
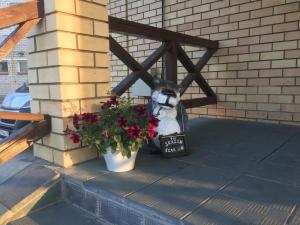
<box><xmin>0</xmin><ymin>19</ymin><xmax>40</xmax><ymax>61</ymax></box>
<box><xmin>109</xmin><ymin>36</ymin><xmax>154</xmax><ymax>89</ymax></box>
<box><xmin>109</xmin><ymin>36</ymin><xmax>141</xmax><ymax>71</ymax></box>
<box><xmin>179</xmin><ymin>73</ymin><xmax>195</xmax><ymax>95</ymax></box>
<box><xmin>182</xmin><ymin>97</ymin><xmax>217</xmax><ymax>109</ymax></box>
<box><xmin>0</xmin><ymin>0</ymin><xmax>43</xmax><ymax>30</ymax></box>
<box><xmin>0</xmin><ymin>120</ymin><xmax>51</xmax><ymax>164</ymax></box>
<box><xmin>164</xmin><ymin>42</ymin><xmax>178</xmax><ymax>83</ymax></box>
<box><xmin>109</xmin><ymin>16</ymin><xmax>218</xmax><ymax>49</ymax></box>
<box><xmin>195</xmin><ymin>48</ymin><xmax>217</xmax><ymax>71</ymax></box>
<box><xmin>177</xmin><ymin>44</ymin><xmax>197</xmax><ymax>95</ymax></box>
<box><xmin>194</xmin><ymin>72</ymin><xmax>216</xmax><ymax>97</ymax></box>
<box><xmin>177</xmin><ymin>44</ymin><xmax>196</xmax><ymax>73</ymax></box>
<box><xmin>0</xmin><ymin>112</ymin><xmax>45</xmax><ymax>122</ymax></box>
<box><xmin>141</xmin><ymin>42</ymin><xmax>171</xmax><ymax>70</ymax></box>
<box><xmin>112</xmin><ymin>71</ymin><xmax>143</xmax><ymax>96</ymax></box>
<box><xmin>112</xmin><ymin>43</ymin><xmax>170</xmax><ymax>95</ymax></box>
<box><xmin>110</xmin><ymin>36</ymin><xmax>172</xmax><ymax>95</ymax></box>
<box><xmin>178</xmin><ymin>45</ymin><xmax>216</xmax><ymax>97</ymax></box>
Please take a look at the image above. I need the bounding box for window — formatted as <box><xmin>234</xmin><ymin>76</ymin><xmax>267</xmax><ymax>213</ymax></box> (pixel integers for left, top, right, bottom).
<box><xmin>17</xmin><ymin>61</ymin><xmax>28</xmax><ymax>75</ymax></box>
<box><xmin>0</xmin><ymin>61</ymin><xmax>8</xmax><ymax>75</ymax></box>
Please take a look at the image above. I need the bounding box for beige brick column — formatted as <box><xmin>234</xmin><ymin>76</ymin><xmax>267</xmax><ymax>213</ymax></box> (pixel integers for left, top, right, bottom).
<box><xmin>27</xmin><ymin>0</ymin><xmax>110</xmax><ymax>167</ymax></box>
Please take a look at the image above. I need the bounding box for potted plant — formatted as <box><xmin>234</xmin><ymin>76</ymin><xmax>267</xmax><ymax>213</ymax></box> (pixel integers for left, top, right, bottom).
<box><xmin>67</xmin><ymin>96</ymin><xmax>159</xmax><ymax>172</ymax></box>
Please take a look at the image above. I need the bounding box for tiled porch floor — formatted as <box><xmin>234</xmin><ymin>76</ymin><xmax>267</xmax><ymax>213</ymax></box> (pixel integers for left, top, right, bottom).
<box><xmin>60</xmin><ymin>118</ymin><xmax>300</xmax><ymax>225</ymax></box>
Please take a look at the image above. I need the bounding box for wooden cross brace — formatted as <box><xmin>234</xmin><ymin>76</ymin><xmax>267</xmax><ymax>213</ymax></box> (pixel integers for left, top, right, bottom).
<box><xmin>109</xmin><ymin>35</ymin><xmax>217</xmax><ymax>109</ymax></box>
<box><xmin>0</xmin><ymin>0</ymin><xmax>44</xmax><ymax>61</ymax></box>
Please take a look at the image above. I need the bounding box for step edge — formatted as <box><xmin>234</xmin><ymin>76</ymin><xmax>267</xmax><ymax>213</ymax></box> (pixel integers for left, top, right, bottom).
<box><xmin>0</xmin><ymin>172</ymin><xmax>61</xmax><ymax>225</ymax></box>
<box><xmin>0</xmin><ymin>161</ymin><xmax>32</xmax><ymax>186</ymax></box>
<box><xmin>63</xmin><ymin>178</ymin><xmax>192</xmax><ymax>225</ymax></box>
<box><xmin>8</xmin><ymin>202</ymin><xmax>113</xmax><ymax>225</ymax></box>
<box><xmin>10</xmin><ymin>172</ymin><xmax>61</xmax><ymax>213</ymax></box>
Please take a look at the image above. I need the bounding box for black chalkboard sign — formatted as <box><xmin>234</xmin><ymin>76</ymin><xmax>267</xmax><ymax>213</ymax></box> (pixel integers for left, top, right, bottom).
<box><xmin>160</xmin><ymin>133</ymin><xmax>188</xmax><ymax>158</ymax></box>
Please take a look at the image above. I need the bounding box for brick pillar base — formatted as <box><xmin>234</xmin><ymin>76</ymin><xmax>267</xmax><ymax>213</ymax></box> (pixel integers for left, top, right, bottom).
<box><xmin>28</xmin><ymin>0</ymin><xmax>110</xmax><ymax>168</ymax></box>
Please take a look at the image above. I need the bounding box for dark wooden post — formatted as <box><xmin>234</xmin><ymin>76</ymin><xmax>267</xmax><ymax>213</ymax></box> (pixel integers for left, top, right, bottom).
<box><xmin>164</xmin><ymin>42</ymin><xmax>178</xmax><ymax>83</ymax></box>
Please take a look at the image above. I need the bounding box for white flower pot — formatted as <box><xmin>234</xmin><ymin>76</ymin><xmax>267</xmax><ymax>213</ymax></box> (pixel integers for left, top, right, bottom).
<box><xmin>103</xmin><ymin>147</ymin><xmax>138</xmax><ymax>172</ymax></box>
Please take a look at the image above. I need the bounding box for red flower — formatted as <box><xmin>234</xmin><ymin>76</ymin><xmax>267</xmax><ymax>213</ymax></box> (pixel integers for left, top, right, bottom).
<box><xmin>70</xmin><ymin>132</ymin><xmax>81</xmax><ymax>143</ymax></box>
<box><xmin>110</xmin><ymin>96</ymin><xmax>118</xmax><ymax>105</ymax></box>
<box><xmin>135</xmin><ymin>105</ymin><xmax>147</xmax><ymax>116</ymax></box>
<box><xmin>148</xmin><ymin>128</ymin><xmax>155</xmax><ymax>138</ymax></box>
<box><xmin>148</xmin><ymin>114</ymin><xmax>159</xmax><ymax>127</ymax></box>
<box><xmin>148</xmin><ymin>123</ymin><xmax>155</xmax><ymax>130</ymax></box>
<box><xmin>72</xmin><ymin>114</ymin><xmax>80</xmax><ymax>129</ymax></box>
<box><xmin>101</xmin><ymin>100</ymin><xmax>112</xmax><ymax>109</ymax></box>
<box><xmin>101</xmin><ymin>96</ymin><xmax>118</xmax><ymax>109</ymax></box>
<box><xmin>101</xmin><ymin>130</ymin><xmax>109</xmax><ymax>139</ymax></box>
<box><xmin>82</xmin><ymin>113</ymin><xmax>98</xmax><ymax>124</ymax></box>
<box><xmin>93</xmin><ymin>113</ymin><xmax>98</xmax><ymax>122</ymax></box>
<box><xmin>148</xmin><ymin>123</ymin><xmax>156</xmax><ymax>138</ymax></box>
<box><xmin>117</xmin><ymin>116</ymin><xmax>127</xmax><ymax>127</ymax></box>
<box><xmin>128</xmin><ymin>125</ymin><xmax>142</xmax><ymax>139</ymax></box>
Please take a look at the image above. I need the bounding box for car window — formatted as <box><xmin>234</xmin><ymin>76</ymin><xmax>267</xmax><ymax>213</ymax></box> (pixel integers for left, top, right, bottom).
<box><xmin>15</xmin><ymin>85</ymin><xmax>29</xmax><ymax>93</ymax></box>
<box><xmin>0</xmin><ymin>61</ymin><xmax>9</xmax><ymax>75</ymax></box>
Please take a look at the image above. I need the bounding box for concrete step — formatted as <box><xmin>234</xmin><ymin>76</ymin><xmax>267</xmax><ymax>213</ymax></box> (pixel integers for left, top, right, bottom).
<box><xmin>8</xmin><ymin>202</ymin><xmax>111</xmax><ymax>225</ymax></box>
<box><xmin>0</xmin><ymin>164</ymin><xmax>61</xmax><ymax>225</ymax></box>
<box><xmin>63</xmin><ymin>178</ymin><xmax>191</xmax><ymax>225</ymax></box>
<box><xmin>0</xmin><ymin>149</ymin><xmax>34</xmax><ymax>185</ymax></box>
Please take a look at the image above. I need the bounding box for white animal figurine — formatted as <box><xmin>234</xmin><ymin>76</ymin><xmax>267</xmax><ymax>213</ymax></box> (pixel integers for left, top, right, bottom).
<box><xmin>151</xmin><ymin>78</ymin><xmax>187</xmax><ymax>149</ymax></box>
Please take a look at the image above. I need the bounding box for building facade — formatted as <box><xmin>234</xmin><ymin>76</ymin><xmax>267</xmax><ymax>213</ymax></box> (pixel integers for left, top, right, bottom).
<box><xmin>0</xmin><ymin>0</ymin><xmax>28</xmax><ymax>98</ymax></box>
<box><xmin>108</xmin><ymin>0</ymin><xmax>300</xmax><ymax>125</ymax></box>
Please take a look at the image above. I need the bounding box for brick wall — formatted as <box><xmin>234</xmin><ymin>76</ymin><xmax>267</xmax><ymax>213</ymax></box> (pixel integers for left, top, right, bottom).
<box><xmin>0</xmin><ymin>0</ymin><xmax>28</xmax><ymax>97</ymax></box>
<box><xmin>108</xmin><ymin>0</ymin><xmax>300</xmax><ymax>125</ymax></box>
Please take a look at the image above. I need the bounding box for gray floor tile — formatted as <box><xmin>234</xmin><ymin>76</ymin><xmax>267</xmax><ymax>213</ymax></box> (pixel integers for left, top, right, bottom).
<box><xmin>218</xmin><ymin>139</ymin><xmax>284</xmax><ymax>160</ymax></box>
<box><xmin>268</xmin><ymin>151</ymin><xmax>300</xmax><ymax>169</ymax></box>
<box><xmin>280</xmin><ymin>133</ymin><xmax>300</xmax><ymax>155</ymax></box>
<box><xmin>247</xmin><ymin>161</ymin><xmax>300</xmax><ymax>187</ymax></box>
<box><xmin>0</xmin><ymin>203</ymin><xmax>9</xmax><ymax>216</ymax></box>
<box><xmin>59</xmin><ymin>159</ymin><xmax>109</xmax><ymax>183</ymax></box>
<box><xmin>187</xmin><ymin>118</ymin><xmax>297</xmax><ymax>161</ymax></box>
<box><xmin>288</xmin><ymin>203</ymin><xmax>300</xmax><ymax>225</ymax></box>
<box><xmin>267</xmin><ymin>132</ymin><xmax>300</xmax><ymax>168</ymax></box>
<box><xmin>187</xmin><ymin>175</ymin><xmax>300</xmax><ymax>225</ymax></box>
<box><xmin>188</xmin><ymin>118</ymin><xmax>299</xmax><ymax>142</ymax></box>
<box><xmin>220</xmin><ymin>176</ymin><xmax>300</xmax><ymax>213</ymax></box>
<box><xmin>289</xmin><ymin>215</ymin><xmax>300</xmax><ymax>225</ymax></box>
<box><xmin>177</xmin><ymin>150</ymin><xmax>257</xmax><ymax>174</ymax></box>
<box><xmin>84</xmin><ymin>156</ymin><xmax>188</xmax><ymax>197</ymax></box>
<box><xmin>0</xmin><ymin>164</ymin><xmax>58</xmax><ymax>209</ymax></box>
<box><xmin>128</xmin><ymin>165</ymin><xmax>238</xmax><ymax>219</ymax></box>
<box><xmin>294</xmin><ymin>204</ymin><xmax>300</xmax><ymax>215</ymax></box>
<box><xmin>0</xmin><ymin>149</ymin><xmax>33</xmax><ymax>185</ymax></box>
<box><xmin>185</xmin><ymin>194</ymin><xmax>289</xmax><ymax>225</ymax></box>
<box><xmin>0</xmin><ymin>160</ymin><xmax>32</xmax><ymax>185</ymax></box>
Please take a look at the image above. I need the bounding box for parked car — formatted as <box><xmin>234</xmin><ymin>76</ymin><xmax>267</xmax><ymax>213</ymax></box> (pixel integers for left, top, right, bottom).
<box><xmin>0</xmin><ymin>83</ymin><xmax>31</xmax><ymax>139</ymax></box>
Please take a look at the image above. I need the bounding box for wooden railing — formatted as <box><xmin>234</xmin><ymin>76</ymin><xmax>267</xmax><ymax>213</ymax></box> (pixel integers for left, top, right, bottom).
<box><xmin>108</xmin><ymin>16</ymin><xmax>219</xmax><ymax>108</ymax></box>
<box><xmin>0</xmin><ymin>112</ymin><xmax>51</xmax><ymax>164</ymax></box>
<box><xmin>0</xmin><ymin>1</ymin><xmax>46</xmax><ymax>164</ymax></box>
<box><xmin>0</xmin><ymin>0</ymin><xmax>44</xmax><ymax>61</ymax></box>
